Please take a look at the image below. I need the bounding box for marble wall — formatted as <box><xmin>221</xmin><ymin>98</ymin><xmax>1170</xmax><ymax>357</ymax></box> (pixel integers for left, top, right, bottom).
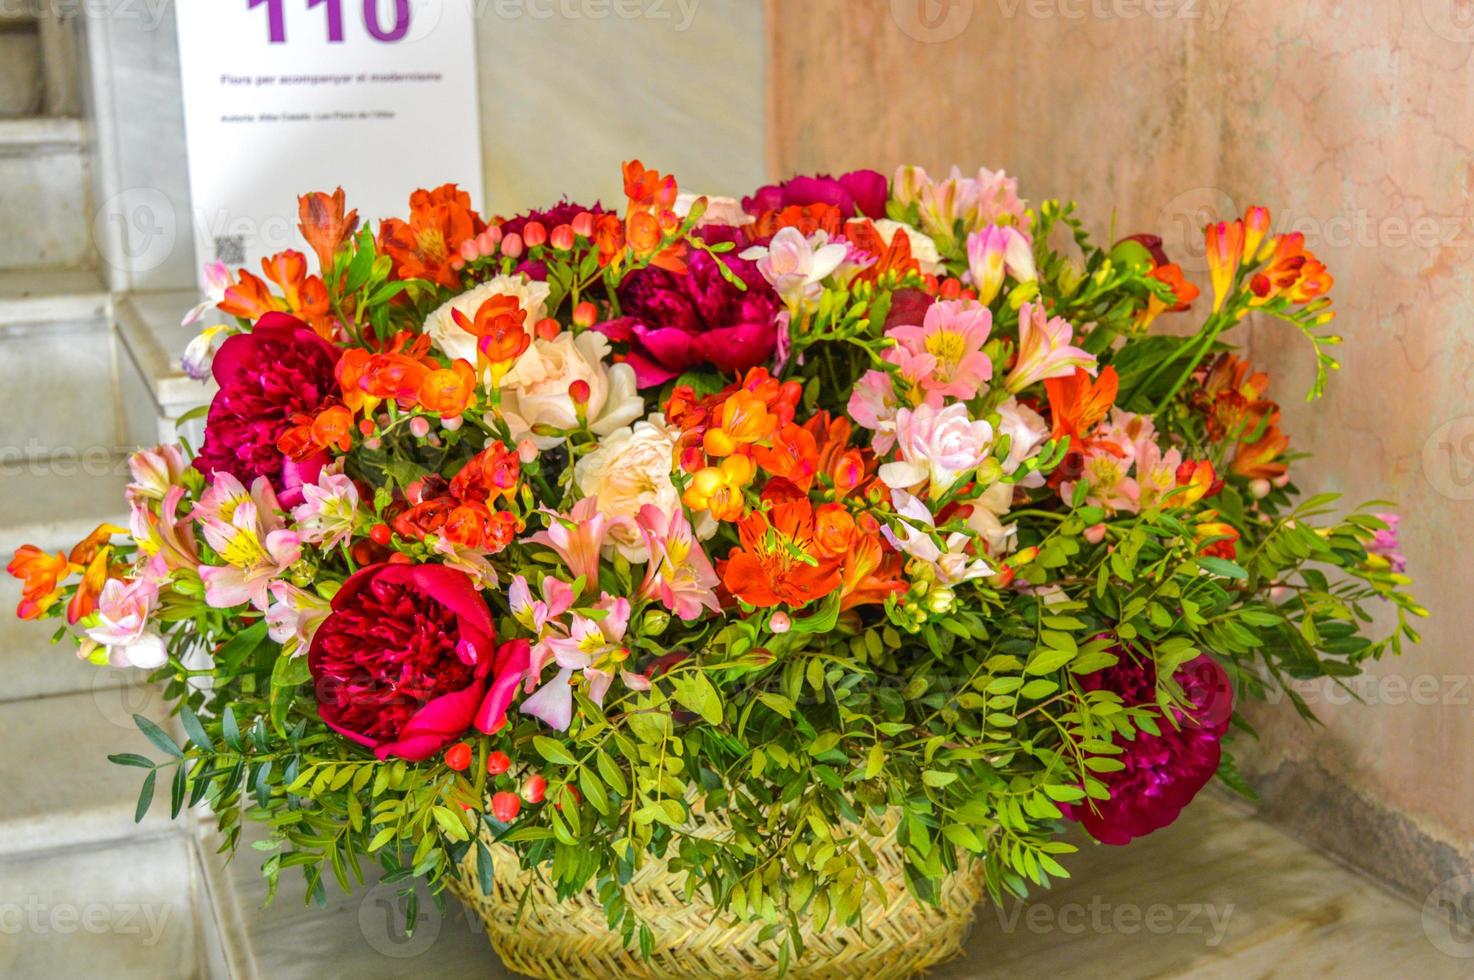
<box><xmin>768</xmin><ymin>0</ymin><xmax>1474</xmax><ymax>903</ymax></box>
<box><xmin>85</xmin><ymin>0</ymin><xmax>765</xmax><ymax>292</ymax></box>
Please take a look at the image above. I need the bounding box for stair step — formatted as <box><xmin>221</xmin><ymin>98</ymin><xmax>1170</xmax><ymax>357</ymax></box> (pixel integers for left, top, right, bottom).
<box><xmin>0</xmin><ymin>832</ymin><xmax>213</xmax><ymax>977</ymax></box>
<box><xmin>0</xmin><ymin>686</ymin><xmax>181</xmax><ymax>858</ymax></box>
<box><xmin>0</xmin><ymin>266</ymin><xmax>108</xmax><ymax>325</ymax></box>
<box><xmin>0</xmin><ymin>21</ymin><xmax>43</xmax><ymax>118</ymax></box>
<box><xmin>117</xmin><ymin>290</ymin><xmax>217</xmax><ymax>449</ymax></box>
<box><xmin>0</xmin><ymin>119</ymin><xmax>90</xmax><ymax>270</ymax></box>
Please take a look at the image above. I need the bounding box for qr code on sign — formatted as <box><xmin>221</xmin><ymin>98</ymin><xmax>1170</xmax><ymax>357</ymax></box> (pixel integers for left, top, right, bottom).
<box><xmin>213</xmin><ymin>235</ymin><xmax>246</xmax><ymax>265</ymax></box>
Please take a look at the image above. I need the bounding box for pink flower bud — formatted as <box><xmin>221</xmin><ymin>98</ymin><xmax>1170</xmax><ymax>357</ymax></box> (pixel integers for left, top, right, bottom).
<box><xmin>573</xmin><ymin>301</ymin><xmax>597</xmax><ymax>328</ymax></box>
<box><xmin>1084</xmin><ymin>523</ymin><xmax>1108</xmax><ymax>545</ymax></box>
<box><xmin>501</xmin><ymin>233</ymin><xmax>524</xmax><ymax>259</ymax></box>
<box><xmin>522</xmin><ymin>221</ymin><xmax>548</xmax><ymax>248</ymax></box>
<box><xmin>769</xmin><ymin>612</ymin><xmax>791</xmax><ymax>634</ymax></box>
<box><xmin>459</xmin><ymin>239</ymin><xmax>480</xmax><ymax>261</ymax></box>
<box><xmin>409</xmin><ymin>417</ymin><xmax>431</xmax><ymax>438</ymax></box>
<box><xmin>442</xmin><ymin>415</ymin><xmax>464</xmax><ymax>431</ymax></box>
<box><xmin>550</xmin><ymin>224</ymin><xmax>575</xmax><ymax>251</ymax></box>
<box><xmin>516</xmin><ymin>438</ymin><xmax>538</xmax><ymax>463</ymax></box>
<box><xmin>572</xmin><ymin>211</ymin><xmax>595</xmax><ymax>237</ymax></box>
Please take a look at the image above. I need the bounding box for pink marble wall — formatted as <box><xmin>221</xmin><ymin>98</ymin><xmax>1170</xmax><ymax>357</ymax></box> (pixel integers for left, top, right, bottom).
<box><xmin>770</xmin><ymin>0</ymin><xmax>1474</xmax><ymax>886</ymax></box>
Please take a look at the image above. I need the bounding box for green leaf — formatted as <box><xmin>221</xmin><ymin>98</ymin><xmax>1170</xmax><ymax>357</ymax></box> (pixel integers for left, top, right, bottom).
<box><xmin>133</xmin><ymin>714</ymin><xmax>183</xmax><ymax>759</ymax></box>
<box><xmin>1196</xmin><ymin>556</ymin><xmax>1248</xmax><ymax>580</ymax></box>
<box><xmin>532</xmin><ymin>736</ymin><xmax>578</xmax><ymax>767</ymax></box>
<box><xmin>672</xmin><ymin>673</ymin><xmax>723</xmax><ymax>726</ymax></box>
<box><xmin>218</xmin><ymin>620</ymin><xmax>270</xmax><ymax>672</ymax></box>
<box><xmin>178</xmin><ymin>705</ymin><xmax>212</xmax><ymax>751</ymax></box>
<box><xmin>922</xmin><ymin>770</ymin><xmax>957</xmax><ymax>787</ymax></box>
<box><xmin>134</xmin><ymin>770</ymin><xmax>156</xmax><ymax>823</ymax></box>
<box><xmin>108</xmin><ymin>753</ymin><xmax>155</xmax><ymax>769</ymax></box>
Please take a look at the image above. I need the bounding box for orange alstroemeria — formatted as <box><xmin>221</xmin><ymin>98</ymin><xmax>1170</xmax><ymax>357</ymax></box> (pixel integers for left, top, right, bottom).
<box><xmin>1195</xmin><ymin>518</ymin><xmax>1240</xmax><ymax>559</ymax></box>
<box><xmin>298</xmin><ymin>187</ymin><xmax>359</xmax><ymax>275</ymax></box>
<box><xmin>378</xmin><ymin>183</ymin><xmax>484</xmax><ymax>289</ymax></box>
<box><xmin>68</xmin><ymin>548</ymin><xmax>114</xmax><ymax>625</ymax></box>
<box><xmin>1174</xmin><ymin>460</ymin><xmax>1222</xmax><ymax>507</ymax></box>
<box><xmin>753</xmin><ymin>423</ymin><xmax>820</xmax><ymax>493</ymax></box>
<box><xmin>721</xmin><ymin>499</ymin><xmax>844</xmax><ymax>609</ymax></box>
<box><xmin>750</xmin><ymin>204</ymin><xmax>843</xmax><ymax>241</ymax></box>
<box><xmin>418</xmin><ymin>360</ymin><xmax>478</xmax><ymax>419</ymax></box>
<box><xmin>7</xmin><ymin>545</ymin><xmax>71</xmax><ymax>620</ymax></box>
<box><xmin>1205</xmin><ymin>219</ymin><xmax>1245</xmax><ymax>313</ymax></box>
<box><xmin>1230</xmin><ymin>423</ymin><xmax>1291</xmax><ymax>482</ymax></box>
<box><xmin>838</xmin><ymin>535</ymin><xmax>908</xmax><ymax>612</ymax></box>
<box><xmin>218</xmin><ymin>269</ymin><xmax>282</xmax><ymax>322</ymax></box>
<box><xmin>1045</xmin><ymin>366</ymin><xmax>1119</xmax><ymax>442</ymax></box>
<box><xmin>845</xmin><ymin>219</ymin><xmax>921</xmax><ymax>283</ymax></box>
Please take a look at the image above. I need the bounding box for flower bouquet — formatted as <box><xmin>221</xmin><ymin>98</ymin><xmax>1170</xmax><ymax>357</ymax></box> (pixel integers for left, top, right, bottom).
<box><xmin>10</xmin><ymin>163</ymin><xmax>1424</xmax><ymax>978</ymax></box>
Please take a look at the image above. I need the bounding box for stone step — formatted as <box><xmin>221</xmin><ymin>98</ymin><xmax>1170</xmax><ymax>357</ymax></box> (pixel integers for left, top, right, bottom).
<box><xmin>0</xmin><ymin>266</ymin><xmax>109</xmax><ymax>326</ymax></box>
<box><xmin>117</xmin><ymin>290</ymin><xmax>217</xmax><ymax>450</ymax></box>
<box><xmin>0</xmin><ymin>686</ymin><xmax>182</xmax><ymax>859</ymax></box>
<box><xmin>0</xmin><ymin>17</ymin><xmax>43</xmax><ymax>118</ymax></box>
<box><xmin>0</xmin><ymin>118</ymin><xmax>91</xmax><ymax>270</ymax></box>
<box><xmin>0</xmin><ymin>832</ymin><xmax>221</xmax><ymax>978</ymax></box>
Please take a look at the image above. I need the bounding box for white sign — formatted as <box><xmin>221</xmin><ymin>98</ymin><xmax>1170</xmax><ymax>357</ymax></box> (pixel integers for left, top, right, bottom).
<box><xmin>174</xmin><ymin>0</ymin><xmax>483</xmax><ymax>288</ymax></box>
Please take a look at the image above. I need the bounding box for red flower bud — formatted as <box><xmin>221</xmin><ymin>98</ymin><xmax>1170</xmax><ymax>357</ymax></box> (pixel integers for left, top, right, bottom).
<box><xmin>522</xmin><ymin>774</ymin><xmax>548</xmax><ymax>804</ymax></box>
<box><xmin>568</xmin><ymin>379</ymin><xmax>591</xmax><ymax>405</ymax></box>
<box><xmin>444</xmin><ymin>742</ymin><xmax>472</xmax><ymax>771</ymax></box>
<box><xmin>550</xmin><ymin>224</ymin><xmax>575</xmax><ymax>251</ymax></box>
<box><xmin>535</xmin><ymin>317</ymin><xmax>560</xmax><ymax>341</ymax></box>
<box><xmin>572</xmin><ymin>301</ymin><xmax>597</xmax><ymax>328</ymax></box>
<box><xmin>491</xmin><ymin>790</ymin><xmax>521</xmax><ymax>822</ymax></box>
<box><xmin>522</xmin><ymin>221</ymin><xmax>548</xmax><ymax>248</ymax></box>
<box><xmin>369</xmin><ymin>523</ymin><xmax>392</xmax><ymax>546</ymax></box>
<box><xmin>486</xmin><ymin>750</ymin><xmax>511</xmax><ymax>775</ymax></box>
<box><xmin>571</xmin><ymin>211</ymin><xmax>594</xmax><ymax>237</ymax></box>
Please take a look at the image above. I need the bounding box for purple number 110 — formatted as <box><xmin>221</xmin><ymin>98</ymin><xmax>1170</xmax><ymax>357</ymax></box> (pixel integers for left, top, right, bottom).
<box><xmin>248</xmin><ymin>0</ymin><xmax>412</xmax><ymax>43</ymax></box>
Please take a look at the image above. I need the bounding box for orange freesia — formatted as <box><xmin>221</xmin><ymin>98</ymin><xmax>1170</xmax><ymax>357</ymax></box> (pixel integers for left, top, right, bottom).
<box><xmin>1242</xmin><ymin>206</ymin><xmax>1271</xmax><ymax>262</ymax></box>
<box><xmin>450</xmin><ymin>441</ymin><xmax>521</xmax><ymax>504</ymax></box>
<box><xmin>452</xmin><ymin>294</ymin><xmax>530</xmax><ymax>380</ymax></box>
<box><xmin>335</xmin><ymin>348</ymin><xmax>378</xmax><ymax>417</ymax></box>
<box><xmin>683</xmin><ymin>456</ymin><xmax>756</xmax><ymax>522</ymax></box>
<box><xmin>392</xmin><ymin>443</ymin><xmax>521</xmax><ymax>554</ymax></box>
<box><xmin>67</xmin><ymin>525</ymin><xmax>124</xmax><ymax>625</ymax></box>
<box><xmin>623</xmin><ymin>159</ymin><xmax>678</xmax><ymax>214</ymax></box>
<box><xmin>1205</xmin><ymin>219</ymin><xmax>1245</xmax><ymax>313</ymax></box>
<box><xmin>278</xmin><ymin>403</ymin><xmax>353</xmax><ymax>461</ymax></box>
<box><xmin>703</xmin><ymin>389</ymin><xmax>782</xmax><ymax>458</ymax></box>
<box><xmin>418</xmin><ymin>360</ymin><xmax>477</xmax><ymax>418</ymax></box>
<box><xmin>753</xmin><ymin>423</ymin><xmax>820</xmax><ymax>492</ymax></box>
<box><xmin>721</xmin><ymin>499</ymin><xmax>844</xmax><ymax>609</ymax></box>
<box><xmin>7</xmin><ymin>545</ymin><xmax>71</xmax><ymax>620</ymax></box>
<box><xmin>298</xmin><ymin>187</ymin><xmax>359</xmax><ymax>275</ymax></box>
<box><xmin>812</xmin><ymin>502</ymin><xmax>858</xmax><ymax>558</ymax></box>
<box><xmin>1045</xmin><ymin>366</ymin><xmax>1119</xmax><ymax>442</ymax></box>
<box><xmin>378</xmin><ymin>183</ymin><xmax>484</xmax><ymax>289</ymax></box>
<box><xmin>593</xmin><ymin>213</ymin><xmax>626</xmax><ymax>268</ymax></box>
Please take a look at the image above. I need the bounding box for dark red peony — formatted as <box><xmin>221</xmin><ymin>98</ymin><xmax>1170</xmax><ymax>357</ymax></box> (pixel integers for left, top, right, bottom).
<box><xmin>596</xmin><ymin>227</ymin><xmax>781</xmax><ymax>388</ymax></box>
<box><xmin>194</xmin><ymin>312</ymin><xmax>339</xmax><ymax>507</ymax></box>
<box><xmin>1069</xmin><ymin>652</ymin><xmax>1233</xmax><ymax>845</ymax></box>
<box><xmin>742</xmin><ymin>169</ymin><xmax>889</xmax><ymax>220</ymax></box>
<box><xmin>307</xmin><ymin>562</ymin><xmax>529</xmax><ymax>761</ymax></box>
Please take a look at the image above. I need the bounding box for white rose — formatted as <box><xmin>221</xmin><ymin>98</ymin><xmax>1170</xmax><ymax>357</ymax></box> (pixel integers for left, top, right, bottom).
<box><xmin>575</xmin><ymin>416</ymin><xmax>682</xmax><ymax>561</ymax></box>
<box><xmin>873</xmin><ymin>219</ymin><xmax>944</xmax><ymax>275</ymax></box>
<box><xmin>500</xmin><ymin>330</ymin><xmax>643</xmax><ymax>449</ymax></box>
<box><xmin>424</xmin><ymin>274</ymin><xmax>552</xmax><ymax>367</ymax></box>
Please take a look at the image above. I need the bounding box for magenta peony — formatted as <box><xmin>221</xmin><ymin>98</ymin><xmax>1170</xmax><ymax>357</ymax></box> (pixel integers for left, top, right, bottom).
<box><xmin>307</xmin><ymin>562</ymin><xmax>529</xmax><ymax>761</ymax></box>
<box><xmin>742</xmin><ymin>169</ymin><xmax>889</xmax><ymax>220</ymax></box>
<box><xmin>1070</xmin><ymin>652</ymin><xmax>1233</xmax><ymax>845</ymax></box>
<box><xmin>596</xmin><ymin>228</ymin><xmax>781</xmax><ymax>387</ymax></box>
<box><xmin>194</xmin><ymin>312</ymin><xmax>340</xmax><ymax>508</ymax></box>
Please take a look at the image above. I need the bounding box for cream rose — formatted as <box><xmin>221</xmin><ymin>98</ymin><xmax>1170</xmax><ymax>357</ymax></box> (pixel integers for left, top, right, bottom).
<box><xmin>424</xmin><ymin>274</ymin><xmax>552</xmax><ymax>368</ymax></box>
<box><xmin>574</xmin><ymin>416</ymin><xmax>682</xmax><ymax>561</ymax></box>
<box><xmin>873</xmin><ymin>219</ymin><xmax>944</xmax><ymax>275</ymax></box>
<box><xmin>499</xmin><ymin>330</ymin><xmax>643</xmax><ymax>450</ymax></box>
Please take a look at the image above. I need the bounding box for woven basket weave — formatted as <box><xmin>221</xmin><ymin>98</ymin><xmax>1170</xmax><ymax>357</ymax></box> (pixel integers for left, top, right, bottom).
<box><xmin>448</xmin><ymin>818</ymin><xmax>987</xmax><ymax>979</ymax></box>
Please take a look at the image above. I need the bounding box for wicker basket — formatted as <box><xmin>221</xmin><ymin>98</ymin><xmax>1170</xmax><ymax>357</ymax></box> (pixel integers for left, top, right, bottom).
<box><xmin>448</xmin><ymin>818</ymin><xmax>987</xmax><ymax>979</ymax></box>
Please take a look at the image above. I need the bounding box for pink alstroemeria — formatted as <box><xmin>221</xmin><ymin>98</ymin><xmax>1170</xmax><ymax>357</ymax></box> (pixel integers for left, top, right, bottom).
<box><xmin>884</xmin><ymin>490</ymin><xmax>993</xmax><ymax>585</ymax></box>
<box><xmin>636</xmin><ymin>504</ymin><xmax>721</xmax><ymax>622</ymax></box>
<box><xmin>1004</xmin><ymin>302</ymin><xmax>1097</xmax><ymax>393</ymax></box>
<box><xmin>739</xmin><ymin>227</ymin><xmax>849</xmax><ymax>312</ymax></box>
<box><xmin>85</xmin><ymin>577</ymin><xmax>168</xmax><ymax>669</ymax></box>
<box><xmin>193</xmin><ymin>473</ymin><xmax>302</xmax><ymax>611</ymax></box>
<box><xmin>266</xmin><ymin>581</ymin><xmax>331</xmax><ymax>657</ymax></box>
<box><xmin>885</xmin><ymin>299</ymin><xmax>994</xmax><ymax>401</ymax></box>
<box><xmin>847</xmin><ymin>369</ymin><xmax>904</xmax><ymax>454</ymax></box>
<box><xmin>893</xmin><ymin>165</ymin><xmax>1026</xmax><ymax>241</ymax></box>
<box><xmin>509</xmin><ymin>574</ymin><xmax>575</xmax><ymax>635</ymax></box>
<box><xmin>966</xmin><ymin>225</ymin><xmax>1035</xmax><ymax>304</ymax></box>
<box><xmin>126</xmin><ymin>445</ymin><xmax>189</xmax><ymax>505</ymax></box>
<box><xmin>1129</xmin><ymin>440</ymin><xmax>1184</xmax><ymax>511</ymax></box>
<box><xmin>291</xmin><ymin>468</ymin><xmax>360</xmax><ymax>550</ymax></box>
<box><xmin>527</xmin><ymin>497</ymin><xmax>628</xmax><ymax>589</ymax></box>
<box><xmin>995</xmin><ymin>397</ymin><xmax>1050</xmax><ymax>485</ymax></box>
<box><xmin>1062</xmin><ymin>446</ymin><xmax>1140</xmax><ymax>514</ymax></box>
<box><xmin>129</xmin><ymin>485</ymin><xmax>199</xmax><ymax>575</ymax></box>
<box><xmin>879</xmin><ymin>402</ymin><xmax>994</xmax><ymax>498</ymax></box>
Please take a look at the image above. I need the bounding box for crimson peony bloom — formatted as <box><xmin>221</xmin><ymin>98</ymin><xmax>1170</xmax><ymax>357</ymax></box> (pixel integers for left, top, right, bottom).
<box><xmin>308</xmin><ymin>563</ymin><xmax>530</xmax><ymax>761</ymax></box>
<box><xmin>1070</xmin><ymin>652</ymin><xmax>1233</xmax><ymax>845</ymax></box>
<box><xmin>742</xmin><ymin>169</ymin><xmax>889</xmax><ymax>220</ymax></box>
<box><xmin>194</xmin><ymin>312</ymin><xmax>340</xmax><ymax>508</ymax></box>
<box><xmin>597</xmin><ymin>228</ymin><xmax>782</xmax><ymax>388</ymax></box>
